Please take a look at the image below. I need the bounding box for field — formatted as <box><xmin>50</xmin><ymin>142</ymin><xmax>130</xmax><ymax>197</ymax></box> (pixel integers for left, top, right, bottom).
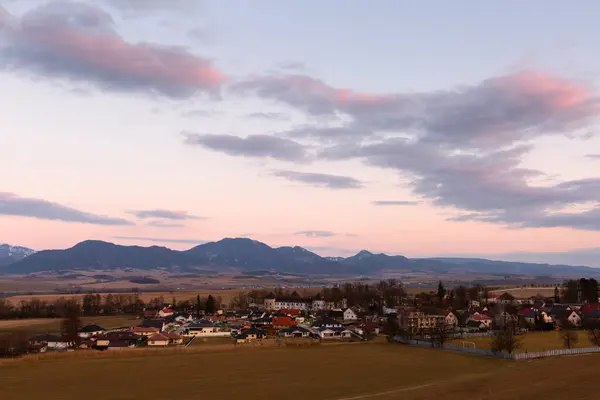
<box><xmin>0</xmin><ymin>315</ymin><xmax>138</xmax><ymax>334</ymax></box>
<box><xmin>451</xmin><ymin>330</ymin><xmax>598</xmax><ymax>353</ymax></box>
<box><xmin>0</xmin><ymin>342</ymin><xmax>598</xmax><ymax>399</ymax></box>
<box><xmin>490</xmin><ymin>286</ymin><xmax>556</xmax><ymax>298</ymax></box>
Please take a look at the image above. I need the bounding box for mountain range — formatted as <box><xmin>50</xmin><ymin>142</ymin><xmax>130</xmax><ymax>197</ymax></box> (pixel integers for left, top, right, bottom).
<box><xmin>0</xmin><ymin>238</ymin><xmax>599</xmax><ymax>277</ymax></box>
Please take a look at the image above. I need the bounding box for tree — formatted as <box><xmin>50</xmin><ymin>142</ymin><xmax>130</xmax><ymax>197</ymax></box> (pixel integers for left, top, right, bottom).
<box><xmin>205</xmin><ymin>295</ymin><xmax>216</xmax><ymax>315</ymax></box>
<box><xmin>196</xmin><ymin>295</ymin><xmax>202</xmax><ymax>318</ymax></box>
<box><xmin>554</xmin><ymin>286</ymin><xmax>560</xmax><ymax>303</ymax></box>
<box><xmin>437</xmin><ymin>281</ymin><xmax>446</xmax><ymax>305</ymax></box>
<box><xmin>560</xmin><ymin>325</ymin><xmax>579</xmax><ymax>349</ymax></box>
<box><xmin>383</xmin><ymin>314</ymin><xmax>400</xmax><ymax>338</ymax></box>
<box><xmin>489</xmin><ymin>325</ymin><xmax>522</xmax><ymax>354</ymax></box>
<box><xmin>589</xmin><ymin>327</ymin><xmax>600</xmax><ymax>347</ymax></box>
<box><xmin>454</xmin><ymin>286</ymin><xmax>468</xmax><ymax>308</ymax></box>
<box><xmin>61</xmin><ymin>301</ymin><xmax>82</xmax><ymax>348</ymax></box>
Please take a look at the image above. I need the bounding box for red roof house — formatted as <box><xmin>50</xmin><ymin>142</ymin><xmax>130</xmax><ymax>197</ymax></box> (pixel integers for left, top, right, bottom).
<box><xmin>272</xmin><ymin>316</ymin><xmax>297</xmax><ymax>328</ymax></box>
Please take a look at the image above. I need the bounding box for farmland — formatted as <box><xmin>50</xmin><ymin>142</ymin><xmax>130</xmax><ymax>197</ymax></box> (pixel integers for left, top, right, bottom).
<box><xmin>0</xmin><ymin>342</ymin><xmax>598</xmax><ymax>399</ymax></box>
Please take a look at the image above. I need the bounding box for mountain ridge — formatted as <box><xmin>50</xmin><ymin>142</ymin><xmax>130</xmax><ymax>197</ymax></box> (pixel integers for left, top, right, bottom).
<box><xmin>0</xmin><ymin>238</ymin><xmax>598</xmax><ymax>277</ymax></box>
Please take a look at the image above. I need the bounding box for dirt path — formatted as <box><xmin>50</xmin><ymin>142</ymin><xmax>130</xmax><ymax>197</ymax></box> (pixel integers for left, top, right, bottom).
<box><xmin>328</xmin><ymin>383</ymin><xmax>435</xmax><ymax>400</ymax></box>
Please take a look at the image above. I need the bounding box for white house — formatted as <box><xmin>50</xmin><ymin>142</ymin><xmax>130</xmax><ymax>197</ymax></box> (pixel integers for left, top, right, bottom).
<box><xmin>32</xmin><ymin>334</ymin><xmax>70</xmax><ymax>350</ymax></box>
<box><xmin>554</xmin><ymin>310</ymin><xmax>582</xmax><ymax>327</ymax></box>
<box><xmin>264</xmin><ymin>292</ymin><xmax>310</xmax><ymax>311</ymax></box>
<box><xmin>317</xmin><ymin>327</ymin><xmax>352</xmax><ymax>340</ymax></box>
<box><xmin>77</xmin><ymin>324</ymin><xmax>105</xmax><ymax>339</ymax></box>
<box><xmin>158</xmin><ymin>308</ymin><xmax>174</xmax><ymax>318</ymax></box>
<box><xmin>444</xmin><ymin>312</ymin><xmax>458</xmax><ymax>327</ymax></box>
<box><xmin>174</xmin><ymin>312</ymin><xmax>194</xmax><ymax>323</ymax></box>
<box><xmin>186</xmin><ymin>320</ymin><xmax>231</xmax><ymax>337</ymax></box>
<box><xmin>148</xmin><ymin>333</ymin><xmax>170</xmax><ymax>346</ymax></box>
<box><xmin>343</xmin><ymin>308</ymin><xmax>359</xmax><ymax>321</ymax></box>
<box><xmin>466</xmin><ymin>312</ymin><xmax>493</xmax><ymax>329</ymax></box>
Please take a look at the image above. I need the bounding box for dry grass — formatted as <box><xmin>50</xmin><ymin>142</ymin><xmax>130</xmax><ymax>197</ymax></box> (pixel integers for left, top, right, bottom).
<box><xmin>0</xmin><ymin>315</ymin><xmax>139</xmax><ymax>334</ymax></box>
<box><xmin>490</xmin><ymin>287</ymin><xmax>556</xmax><ymax>299</ymax></box>
<box><xmin>450</xmin><ymin>330</ymin><xmax>598</xmax><ymax>353</ymax></box>
<box><xmin>1</xmin><ymin>342</ymin><xmax>599</xmax><ymax>399</ymax></box>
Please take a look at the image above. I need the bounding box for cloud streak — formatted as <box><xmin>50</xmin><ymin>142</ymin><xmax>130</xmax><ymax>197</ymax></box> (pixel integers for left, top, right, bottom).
<box><xmin>372</xmin><ymin>200</ymin><xmax>419</xmax><ymax>206</ymax></box>
<box><xmin>113</xmin><ymin>236</ymin><xmax>205</xmax><ymax>244</ymax></box>
<box><xmin>273</xmin><ymin>170</ymin><xmax>363</xmax><ymax>189</ymax></box>
<box><xmin>127</xmin><ymin>209</ymin><xmax>202</xmax><ymax>220</ymax></box>
<box><xmin>0</xmin><ymin>192</ymin><xmax>133</xmax><ymax>225</ymax></box>
<box><xmin>0</xmin><ymin>2</ymin><xmax>224</xmax><ymax>98</ymax></box>
<box><xmin>184</xmin><ymin>132</ymin><xmax>309</xmax><ymax>162</ymax></box>
<box><xmin>146</xmin><ymin>221</ymin><xmax>186</xmax><ymax>228</ymax></box>
<box><xmin>294</xmin><ymin>230</ymin><xmax>336</xmax><ymax>238</ymax></box>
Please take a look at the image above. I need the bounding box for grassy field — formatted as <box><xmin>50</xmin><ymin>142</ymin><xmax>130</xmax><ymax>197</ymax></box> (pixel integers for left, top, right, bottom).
<box><xmin>0</xmin><ymin>315</ymin><xmax>139</xmax><ymax>334</ymax></box>
<box><xmin>451</xmin><ymin>330</ymin><xmax>598</xmax><ymax>353</ymax></box>
<box><xmin>1</xmin><ymin>342</ymin><xmax>598</xmax><ymax>399</ymax></box>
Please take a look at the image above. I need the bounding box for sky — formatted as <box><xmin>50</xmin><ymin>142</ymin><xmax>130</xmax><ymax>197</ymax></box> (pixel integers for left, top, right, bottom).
<box><xmin>1</xmin><ymin>0</ymin><xmax>600</xmax><ymax>264</ymax></box>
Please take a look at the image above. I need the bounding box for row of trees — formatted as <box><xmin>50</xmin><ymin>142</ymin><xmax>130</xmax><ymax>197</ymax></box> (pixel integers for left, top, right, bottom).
<box><xmin>562</xmin><ymin>278</ymin><xmax>599</xmax><ymax>304</ymax></box>
<box><xmin>0</xmin><ymin>292</ymin><xmax>224</xmax><ymax>320</ymax></box>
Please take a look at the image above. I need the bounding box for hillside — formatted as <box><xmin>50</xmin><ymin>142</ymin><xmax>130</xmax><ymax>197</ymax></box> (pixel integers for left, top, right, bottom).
<box><xmin>1</xmin><ymin>238</ymin><xmax>599</xmax><ymax>277</ymax></box>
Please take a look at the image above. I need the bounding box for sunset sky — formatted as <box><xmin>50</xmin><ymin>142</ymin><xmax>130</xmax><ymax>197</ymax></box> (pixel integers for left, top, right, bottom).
<box><xmin>2</xmin><ymin>0</ymin><xmax>600</xmax><ymax>263</ymax></box>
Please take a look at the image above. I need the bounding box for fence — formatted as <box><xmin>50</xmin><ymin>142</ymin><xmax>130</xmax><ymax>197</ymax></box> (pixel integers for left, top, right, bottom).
<box><xmin>513</xmin><ymin>347</ymin><xmax>600</xmax><ymax>360</ymax></box>
<box><xmin>392</xmin><ymin>336</ymin><xmax>600</xmax><ymax>360</ymax></box>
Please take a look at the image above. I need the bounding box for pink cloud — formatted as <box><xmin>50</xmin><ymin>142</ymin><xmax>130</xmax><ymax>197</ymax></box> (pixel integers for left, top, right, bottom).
<box><xmin>493</xmin><ymin>71</ymin><xmax>597</xmax><ymax>113</ymax></box>
<box><xmin>0</xmin><ymin>3</ymin><xmax>225</xmax><ymax>97</ymax></box>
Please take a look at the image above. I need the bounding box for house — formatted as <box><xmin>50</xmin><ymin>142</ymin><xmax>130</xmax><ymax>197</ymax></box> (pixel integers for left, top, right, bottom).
<box><xmin>343</xmin><ymin>308</ymin><xmax>359</xmax><ymax>321</ymax></box>
<box><xmin>466</xmin><ymin>312</ymin><xmax>493</xmax><ymax>329</ymax></box>
<box><xmin>77</xmin><ymin>324</ymin><xmax>105</xmax><ymax>338</ymax></box>
<box><xmin>498</xmin><ymin>292</ymin><xmax>517</xmax><ymax>305</ymax></box>
<box><xmin>95</xmin><ymin>332</ymin><xmax>141</xmax><ymax>348</ymax></box>
<box><xmin>158</xmin><ymin>308</ymin><xmax>174</xmax><ymax>318</ymax></box>
<box><xmin>317</xmin><ymin>327</ymin><xmax>352</xmax><ymax>340</ymax></box>
<box><xmin>186</xmin><ymin>319</ymin><xmax>231</xmax><ymax>337</ymax></box>
<box><xmin>444</xmin><ymin>312</ymin><xmax>458</xmax><ymax>327</ymax></box>
<box><xmin>142</xmin><ymin>310</ymin><xmax>157</xmax><ymax>319</ymax></box>
<box><xmin>551</xmin><ymin>310</ymin><xmax>581</xmax><ymax>327</ymax></box>
<box><xmin>139</xmin><ymin>319</ymin><xmax>165</xmax><ymax>332</ymax></box>
<box><xmin>173</xmin><ymin>312</ymin><xmax>194</xmax><ymax>323</ymax></box>
<box><xmin>329</xmin><ymin>309</ymin><xmax>345</xmax><ymax>319</ymax></box>
<box><xmin>399</xmin><ymin>311</ymin><xmax>445</xmax><ymax>333</ymax></box>
<box><xmin>30</xmin><ymin>334</ymin><xmax>70</xmax><ymax>350</ymax></box>
<box><xmin>278</xmin><ymin>326</ymin><xmax>312</xmax><ymax>338</ymax></box>
<box><xmin>312</xmin><ymin>318</ymin><xmax>343</xmax><ymax>329</ymax></box>
<box><xmin>103</xmin><ymin>340</ymin><xmax>137</xmax><ymax>350</ymax></box>
<box><xmin>272</xmin><ymin>316</ymin><xmax>297</xmax><ymax>328</ymax></box>
<box><xmin>234</xmin><ymin>309</ymin><xmax>253</xmax><ymax>318</ymax></box>
<box><xmin>166</xmin><ymin>332</ymin><xmax>183</xmax><ymax>345</ymax></box>
<box><xmin>264</xmin><ymin>292</ymin><xmax>310</xmax><ymax>311</ymax></box>
<box><xmin>237</xmin><ymin>327</ymin><xmax>265</xmax><ymax>342</ymax></box>
<box><xmin>131</xmin><ymin>326</ymin><xmax>160</xmax><ymax>337</ymax></box>
<box><xmin>251</xmin><ymin>316</ymin><xmax>273</xmax><ymax>326</ymax></box>
<box><xmin>148</xmin><ymin>333</ymin><xmax>170</xmax><ymax>346</ymax></box>
<box><xmin>279</xmin><ymin>308</ymin><xmax>302</xmax><ymax>317</ymax></box>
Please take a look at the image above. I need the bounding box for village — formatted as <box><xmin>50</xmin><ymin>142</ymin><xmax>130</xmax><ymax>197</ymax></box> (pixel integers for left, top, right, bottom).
<box><xmin>9</xmin><ymin>278</ymin><xmax>600</xmax><ymax>355</ymax></box>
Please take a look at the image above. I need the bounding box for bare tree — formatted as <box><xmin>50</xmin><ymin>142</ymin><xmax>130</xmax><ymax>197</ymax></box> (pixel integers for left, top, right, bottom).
<box><xmin>61</xmin><ymin>301</ymin><xmax>82</xmax><ymax>348</ymax></box>
<box><xmin>490</xmin><ymin>326</ymin><xmax>522</xmax><ymax>355</ymax></box>
<box><xmin>588</xmin><ymin>328</ymin><xmax>600</xmax><ymax>347</ymax></box>
<box><xmin>560</xmin><ymin>326</ymin><xmax>579</xmax><ymax>349</ymax></box>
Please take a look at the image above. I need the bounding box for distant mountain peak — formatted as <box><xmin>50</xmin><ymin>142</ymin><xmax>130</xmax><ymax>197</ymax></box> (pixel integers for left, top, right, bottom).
<box><xmin>0</xmin><ymin>243</ymin><xmax>36</xmax><ymax>268</ymax></box>
<box><xmin>355</xmin><ymin>250</ymin><xmax>374</xmax><ymax>258</ymax></box>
